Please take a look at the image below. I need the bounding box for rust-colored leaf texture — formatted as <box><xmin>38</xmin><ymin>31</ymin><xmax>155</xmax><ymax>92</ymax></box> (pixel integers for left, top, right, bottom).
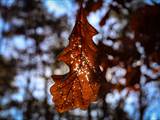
<box><xmin>50</xmin><ymin>6</ymin><xmax>106</xmax><ymax>113</ymax></box>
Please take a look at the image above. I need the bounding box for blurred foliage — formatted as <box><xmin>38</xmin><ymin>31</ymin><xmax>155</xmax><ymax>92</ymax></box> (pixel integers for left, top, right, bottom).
<box><xmin>0</xmin><ymin>55</ymin><xmax>17</xmax><ymax>96</ymax></box>
<box><xmin>0</xmin><ymin>0</ymin><xmax>160</xmax><ymax>120</ymax></box>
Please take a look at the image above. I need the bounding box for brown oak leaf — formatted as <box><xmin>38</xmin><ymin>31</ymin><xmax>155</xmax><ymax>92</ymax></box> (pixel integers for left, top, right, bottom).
<box><xmin>50</xmin><ymin>6</ymin><xmax>106</xmax><ymax>113</ymax></box>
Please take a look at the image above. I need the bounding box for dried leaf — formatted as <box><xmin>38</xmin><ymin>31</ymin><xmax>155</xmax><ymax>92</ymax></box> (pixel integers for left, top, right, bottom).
<box><xmin>130</xmin><ymin>5</ymin><xmax>160</xmax><ymax>35</ymax></box>
<box><xmin>99</xmin><ymin>10</ymin><xmax>111</xmax><ymax>26</ymax></box>
<box><xmin>85</xmin><ymin>0</ymin><xmax>103</xmax><ymax>15</ymax></box>
<box><xmin>50</xmin><ymin>6</ymin><xmax>105</xmax><ymax>113</ymax></box>
<box><xmin>125</xmin><ymin>66</ymin><xmax>141</xmax><ymax>87</ymax></box>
